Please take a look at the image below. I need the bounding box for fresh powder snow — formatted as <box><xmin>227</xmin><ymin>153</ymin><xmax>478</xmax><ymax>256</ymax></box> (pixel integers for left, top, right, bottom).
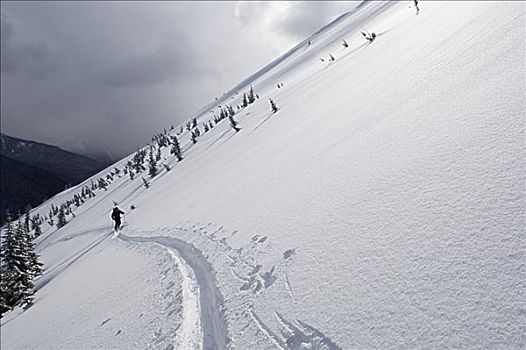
<box><xmin>1</xmin><ymin>1</ymin><xmax>525</xmax><ymax>349</ymax></box>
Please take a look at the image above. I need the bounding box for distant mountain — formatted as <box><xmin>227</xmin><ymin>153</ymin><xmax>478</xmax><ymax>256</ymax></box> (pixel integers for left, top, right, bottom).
<box><xmin>0</xmin><ymin>133</ymin><xmax>104</xmax><ymax>220</ymax></box>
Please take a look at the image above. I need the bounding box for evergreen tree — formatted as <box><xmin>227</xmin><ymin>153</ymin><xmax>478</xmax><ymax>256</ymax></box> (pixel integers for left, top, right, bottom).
<box><xmin>227</xmin><ymin>105</ymin><xmax>235</xmax><ymax>117</ymax></box>
<box><xmin>24</xmin><ymin>206</ymin><xmax>31</xmax><ymax>234</ymax></box>
<box><xmin>270</xmin><ymin>98</ymin><xmax>279</xmax><ymax>113</ymax></box>
<box><xmin>57</xmin><ymin>206</ymin><xmax>67</xmax><ymax>228</ymax></box>
<box><xmin>0</xmin><ymin>212</ymin><xmax>16</xmax><ymax>315</ymax></box>
<box><xmin>191</xmin><ymin>130</ymin><xmax>198</xmax><ymax>144</ymax></box>
<box><xmin>129</xmin><ymin>169</ymin><xmax>135</xmax><ymax>181</ymax></box>
<box><xmin>31</xmin><ymin>216</ymin><xmax>43</xmax><ymax>238</ymax></box>
<box><xmin>242</xmin><ymin>93</ymin><xmax>248</xmax><ymax>108</ymax></box>
<box><xmin>156</xmin><ymin>146</ymin><xmax>161</xmax><ymax>162</ymax></box>
<box><xmin>248</xmin><ymin>85</ymin><xmax>256</xmax><ymax>104</ymax></box>
<box><xmin>148</xmin><ymin>148</ymin><xmax>158</xmax><ymax>178</ymax></box>
<box><xmin>19</xmin><ymin>221</ymin><xmax>42</xmax><ymax>279</ymax></box>
<box><xmin>170</xmin><ymin>135</ymin><xmax>183</xmax><ymax>161</ymax></box>
<box><xmin>0</xmin><ymin>214</ymin><xmax>39</xmax><ymax>314</ymax></box>
<box><xmin>229</xmin><ymin>115</ymin><xmax>241</xmax><ymax>132</ymax></box>
<box><xmin>98</xmin><ymin>178</ymin><xmax>108</xmax><ymax>190</ymax></box>
<box><xmin>133</xmin><ymin>150</ymin><xmax>146</xmax><ymax>173</ymax></box>
<box><xmin>142</xmin><ymin>177</ymin><xmax>150</xmax><ymax>189</ymax></box>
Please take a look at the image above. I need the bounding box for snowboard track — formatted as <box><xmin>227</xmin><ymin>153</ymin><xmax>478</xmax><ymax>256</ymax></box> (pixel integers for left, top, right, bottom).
<box><xmin>119</xmin><ymin>233</ymin><xmax>229</xmax><ymax>350</ymax></box>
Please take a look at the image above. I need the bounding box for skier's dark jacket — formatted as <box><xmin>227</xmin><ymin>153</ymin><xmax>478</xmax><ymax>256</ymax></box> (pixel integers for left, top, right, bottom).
<box><xmin>111</xmin><ymin>207</ymin><xmax>124</xmax><ymax>221</ymax></box>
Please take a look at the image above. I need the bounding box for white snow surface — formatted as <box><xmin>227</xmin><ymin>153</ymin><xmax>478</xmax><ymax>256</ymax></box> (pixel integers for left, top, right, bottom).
<box><xmin>2</xmin><ymin>1</ymin><xmax>525</xmax><ymax>349</ymax></box>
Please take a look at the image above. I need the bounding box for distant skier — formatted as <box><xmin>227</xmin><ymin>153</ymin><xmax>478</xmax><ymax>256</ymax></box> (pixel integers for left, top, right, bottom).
<box><xmin>414</xmin><ymin>0</ymin><xmax>420</xmax><ymax>15</ymax></box>
<box><xmin>111</xmin><ymin>206</ymin><xmax>125</xmax><ymax>231</ymax></box>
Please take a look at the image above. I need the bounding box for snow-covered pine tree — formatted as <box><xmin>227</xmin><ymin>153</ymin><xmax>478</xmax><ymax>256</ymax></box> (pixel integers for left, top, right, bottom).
<box><xmin>229</xmin><ymin>115</ymin><xmax>241</xmax><ymax>132</ymax></box>
<box><xmin>0</xmin><ymin>212</ymin><xmax>15</xmax><ymax>316</ymax></box>
<box><xmin>148</xmin><ymin>147</ymin><xmax>158</xmax><ymax>178</ymax></box>
<box><xmin>98</xmin><ymin>178</ymin><xmax>108</xmax><ymax>190</ymax></box>
<box><xmin>192</xmin><ymin>118</ymin><xmax>198</xmax><ymax>128</ymax></box>
<box><xmin>57</xmin><ymin>206</ymin><xmax>67</xmax><ymax>228</ymax></box>
<box><xmin>270</xmin><ymin>98</ymin><xmax>279</xmax><ymax>113</ymax></box>
<box><xmin>142</xmin><ymin>177</ymin><xmax>150</xmax><ymax>189</ymax></box>
<box><xmin>16</xmin><ymin>218</ymin><xmax>41</xmax><ymax>303</ymax></box>
<box><xmin>248</xmin><ymin>85</ymin><xmax>256</xmax><ymax>104</ymax></box>
<box><xmin>155</xmin><ymin>146</ymin><xmax>161</xmax><ymax>162</ymax></box>
<box><xmin>20</xmin><ymin>220</ymin><xmax>42</xmax><ymax>280</ymax></box>
<box><xmin>242</xmin><ymin>93</ymin><xmax>248</xmax><ymax>108</ymax></box>
<box><xmin>227</xmin><ymin>105</ymin><xmax>235</xmax><ymax>117</ymax></box>
<box><xmin>191</xmin><ymin>130</ymin><xmax>198</xmax><ymax>144</ymax></box>
<box><xmin>129</xmin><ymin>168</ymin><xmax>135</xmax><ymax>180</ymax></box>
<box><xmin>170</xmin><ymin>135</ymin><xmax>183</xmax><ymax>161</ymax></box>
<box><xmin>133</xmin><ymin>151</ymin><xmax>146</xmax><ymax>173</ymax></box>
<box><xmin>163</xmin><ymin>164</ymin><xmax>171</xmax><ymax>172</ymax></box>
<box><xmin>73</xmin><ymin>195</ymin><xmax>81</xmax><ymax>207</ymax></box>
<box><xmin>0</xmin><ymin>215</ymin><xmax>38</xmax><ymax>314</ymax></box>
<box><xmin>24</xmin><ymin>207</ymin><xmax>31</xmax><ymax>234</ymax></box>
<box><xmin>31</xmin><ymin>215</ymin><xmax>43</xmax><ymax>237</ymax></box>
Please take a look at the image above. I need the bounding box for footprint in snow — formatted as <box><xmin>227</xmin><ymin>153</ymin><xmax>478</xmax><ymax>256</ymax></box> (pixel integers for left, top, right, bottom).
<box><xmin>283</xmin><ymin>249</ymin><xmax>296</xmax><ymax>260</ymax></box>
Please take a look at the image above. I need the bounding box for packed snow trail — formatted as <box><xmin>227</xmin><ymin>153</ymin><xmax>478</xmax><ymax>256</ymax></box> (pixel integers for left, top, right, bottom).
<box><xmin>118</xmin><ymin>233</ymin><xmax>229</xmax><ymax>350</ymax></box>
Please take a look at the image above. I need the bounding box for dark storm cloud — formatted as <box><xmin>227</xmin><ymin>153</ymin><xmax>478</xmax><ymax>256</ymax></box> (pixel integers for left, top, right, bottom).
<box><xmin>101</xmin><ymin>35</ymin><xmax>201</xmax><ymax>89</ymax></box>
<box><xmin>1</xmin><ymin>14</ymin><xmax>57</xmax><ymax>79</ymax></box>
<box><xmin>1</xmin><ymin>1</ymin><xmax>355</xmax><ymax>161</ymax></box>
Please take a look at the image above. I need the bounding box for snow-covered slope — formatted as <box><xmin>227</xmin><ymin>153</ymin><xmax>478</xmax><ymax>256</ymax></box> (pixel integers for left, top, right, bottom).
<box><xmin>2</xmin><ymin>1</ymin><xmax>525</xmax><ymax>349</ymax></box>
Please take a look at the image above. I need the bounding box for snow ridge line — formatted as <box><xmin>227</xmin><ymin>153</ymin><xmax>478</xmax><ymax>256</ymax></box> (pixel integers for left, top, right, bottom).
<box><xmin>118</xmin><ymin>233</ymin><xmax>229</xmax><ymax>350</ymax></box>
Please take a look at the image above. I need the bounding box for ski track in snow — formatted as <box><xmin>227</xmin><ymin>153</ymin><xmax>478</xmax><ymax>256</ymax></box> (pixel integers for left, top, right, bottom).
<box><xmin>167</xmin><ymin>222</ymin><xmax>344</xmax><ymax>349</ymax></box>
<box><xmin>118</xmin><ymin>233</ymin><xmax>229</xmax><ymax>350</ymax></box>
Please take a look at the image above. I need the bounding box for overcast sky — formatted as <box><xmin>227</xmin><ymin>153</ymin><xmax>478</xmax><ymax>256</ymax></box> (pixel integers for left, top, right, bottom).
<box><xmin>1</xmin><ymin>1</ymin><xmax>355</xmax><ymax>161</ymax></box>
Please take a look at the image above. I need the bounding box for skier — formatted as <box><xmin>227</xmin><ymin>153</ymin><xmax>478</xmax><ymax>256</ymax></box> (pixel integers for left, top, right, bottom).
<box><xmin>414</xmin><ymin>0</ymin><xmax>420</xmax><ymax>15</ymax></box>
<box><xmin>111</xmin><ymin>206</ymin><xmax>125</xmax><ymax>231</ymax></box>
